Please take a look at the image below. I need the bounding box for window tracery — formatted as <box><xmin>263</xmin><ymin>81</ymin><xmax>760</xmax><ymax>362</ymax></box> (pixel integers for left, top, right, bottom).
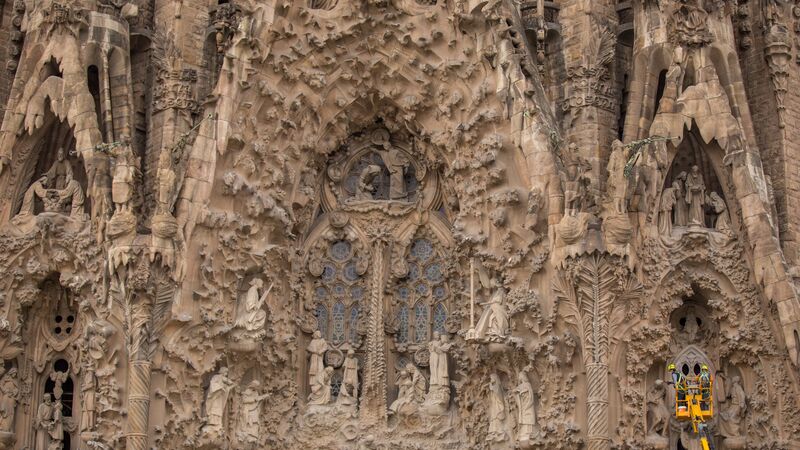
<box><xmin>309</xmin><ymin>238</ymin><xmax>367</xmax><ymax>349</ymax></box>
<box><xmin>392</xmin><ymin>236</ymin><xmax>451</xmax><ymax>348</ymax></box>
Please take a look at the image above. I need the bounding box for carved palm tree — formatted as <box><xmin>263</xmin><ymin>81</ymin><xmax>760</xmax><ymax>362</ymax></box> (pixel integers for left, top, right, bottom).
<box><xmin>553</xmin><ymin>254</ymin><xmax>641</xmax><ymax>450</ymax></box>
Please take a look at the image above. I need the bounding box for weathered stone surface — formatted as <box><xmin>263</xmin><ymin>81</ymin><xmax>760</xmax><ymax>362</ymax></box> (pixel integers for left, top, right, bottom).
<box><xmin>0</xmin><ymin>0</ymin><xmax>798</xmax><ymax>449</ymax></box>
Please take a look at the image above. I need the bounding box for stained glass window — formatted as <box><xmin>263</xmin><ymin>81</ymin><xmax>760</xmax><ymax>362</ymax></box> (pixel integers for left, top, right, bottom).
<box><xmin>414</xmin><ymin>302</ymin><xmax>428</xmax><ymax>343</ymax></box>
<box><xmin>410</xmin><ymin>239</ymin><xmax>433</xmax><ymax>261</ymax></box>
<box><xmin>322</xmin><ymin>265</ymin><xmax>336</xmax><ymax>281</ymax></box>
<box><xmin>398</xmin><ymin>305</ymin><xmax>409</xmax><ymax>343</ymax></box>
<box><xmin>424</xmin><ymin>263</ymin><xmax>443</xmax><ymax>283</ymax></box>
<box><xmin>332</xmin><ymin>302</ymin><xmax>346</xmax><ymax>345</ymax></box>
<box><xmin>331</xmin><ymin>241</ymin><xmax>351</xmax><ymax>261</ymax></box>
<box><xmin>433</xmin><ymin>303</ymin><xmax>447</xmax><ymax>335</ymax></box>
<box><xmin>349</xmin><ymin>306</ymin><xmax>360</xmax><ymax>343</ymax></box>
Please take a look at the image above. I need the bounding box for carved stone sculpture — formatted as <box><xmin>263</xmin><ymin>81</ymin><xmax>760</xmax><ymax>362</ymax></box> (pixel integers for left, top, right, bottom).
<box><xmin>673</xmin><ymin>172</ymin><xmax>689</xmax><ymax>227</ymax></box>
<box><xmin>375</xmin><ymin>136</ymin><xmax>410</xmax><ymax>201</ymax></box>
<box><xmin>685</xmin><ymin>165</ymin><xmax>706</xmax><ymax>227</ymax></box>
<box><xmin>35</xmin><ymin>394</ymin><xmax>53</xmax><ymax>450</ymax></box>
<box><xmin>720</xmin><ymin>375</ymin><xmax>746</xmax><ymax>438</ymax></box>
<box><xmin>17</xmin><ymin>147</ymin><xmax>85</xmax><ymax>218</ymax></box>
<box><xmin>236</xmin><ymin>380</ymin><xmax>268</xmax><ymax>444</ymax></box>
<box><xmin>203</xmin><ymin>367</ymin><xmax>235</xmax><ymax>434</ymax></box>
<box><xmin>307</xmin><ymin>331</ymin><xmax>328</xmax><ymax>389</ymax></box>
<box><xmin>513</xmin><ymin>371</ymin><xmax>538</xmax><ymax>443</ymax></box>
<box><xmin>0</xmin><ymin>368</ymin><xmax>18</xmax><ymax>433</ymax></box>
<box><xmin>606</xmin><ymin>139</ymin><xmax>629</xmax><ymax>214</ymax></box>
<box><xmin>111</xmin><ymin>137</ymin><xmax>136</xmax><ymax>214</ymax></box>
<box><xmin>646</xmin><ymin>379</ymin><xmax>669</xmax><ymax>441</ymax></box>
<box><xmin>80</xmin><ymin>364</ymin><xmax>97</xmax><ymax>432</ymax></box>
<box><xmin>474</xmin><ymin>281</ymin><xmax>510</xmax><ymax>341</ymax></box>
<box><xmin>428</xmin><ymin>332</ymin><xmax>451</xmax><ymax>389</ymax></box>
<box><xmin>308</xmin><ymin>366</ymin><xmax>334</xmax><ymax>406</ymax></box>
<box><xmin>233</xmin><ymin>278</ymin><xmax>269</xmax><ymax>336</ymax></box>
<box><xmin>709</xmin><ymin>192</ymin><xmax>731</xmax><ymax>234</ymax></box>
<box><xmin>48</xmin><ymin>401</ymin><xmax>63</xmax><ymax>448</ymax></box>
<box><xmin>659</xmin><ymin>185</ymin><xmax>677</xmax><ymax>236</ymax></box>
<box><xmin>340</xmin><ymin>349</ymin><xmax>359</xmax><ymax>403</ymax></box>
<box><xmin>354</xmin><ymin>165</ymin><xmax>382</xmax><ymax>201</ymax></box>
<box><xmin>487</xmin><ymin>373</ymin><xmax>508</xmax><ymax>443</ymax></box>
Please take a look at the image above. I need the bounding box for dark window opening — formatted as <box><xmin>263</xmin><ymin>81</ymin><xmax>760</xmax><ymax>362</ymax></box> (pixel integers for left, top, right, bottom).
<box><xmin>653</xmin><ymin>70</ymin><xmax>668</xmax><ymax>117</ymax></box>
<box><xmin>87</xmin><ymin>65</ymin><xmax>105</xmax><ymax>141</ymax></box>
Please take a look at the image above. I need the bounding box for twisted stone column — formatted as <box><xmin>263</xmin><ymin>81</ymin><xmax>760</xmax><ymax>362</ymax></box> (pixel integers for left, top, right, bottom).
<box><xmin>124</xmin><ymin>292</ymin><xmax>154</xmax><ymax>450</ymax></box>
<box><xmin>126</xmin><ymin>360</ymin><xmax>153</xmax><ymax>450</ymax></box>
<box><xmin>360</xmin><ymin>241</ymin><xmax>387</xmax><ymax>423</ymax></box>
<box><xmin>586</xmin><ymin>363</ymin><xmax>610</xmax><ymax>450</ymax></box>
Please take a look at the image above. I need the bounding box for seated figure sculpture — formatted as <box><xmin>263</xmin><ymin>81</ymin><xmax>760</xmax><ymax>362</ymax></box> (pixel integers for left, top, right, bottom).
<box><xmin>18</xmin><ymin>147</ymin><xmax>84</xmax><ymax>218</ymax></box>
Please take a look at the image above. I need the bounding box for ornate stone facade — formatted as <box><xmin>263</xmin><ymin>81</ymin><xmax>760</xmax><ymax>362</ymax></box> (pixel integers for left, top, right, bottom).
<box><xmin>0</xmin><ymin>0</ymin><xmax>798</xmax><ymax>449</ymax></box>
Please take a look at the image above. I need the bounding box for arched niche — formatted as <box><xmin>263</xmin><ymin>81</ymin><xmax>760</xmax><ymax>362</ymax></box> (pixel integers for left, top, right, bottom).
<box><xmin>7</xmin><ymin>111</ymin><xmax>89</xmax><ymax>219</ymax></box>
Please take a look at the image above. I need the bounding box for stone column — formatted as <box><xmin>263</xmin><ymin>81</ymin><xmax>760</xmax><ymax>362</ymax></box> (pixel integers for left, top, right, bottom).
<box><xmin>124</xmin><ymin>278</ymin><xmax>155</xmax><ymax>450</ymax></box>
<box><xmin>360</xmin><ymin>238</ymin><xmax>388</xmax><ymax>424</ymax></box>
<box><xmin>586</xmin><ymin>363</ymin><xmax>610</xmax><ymax>450</ymax></box>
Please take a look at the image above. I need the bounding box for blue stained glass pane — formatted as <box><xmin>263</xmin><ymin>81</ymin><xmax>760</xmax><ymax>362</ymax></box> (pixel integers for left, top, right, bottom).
<box><xmin>398</xmin><ymin>306</ymin><xmax>409</xmax><ymax>343</ymax></box>
<box><xmin>398</xmin><ymin>286</ymin><xmax>410</xmax><ymax>301</ymax></box>
<box><xmin>332</xmin><ymin>284</ymin><xmax>346</xmax><ymax>297</ymax></box>
<box><xmin>414</xmin><ymin>303</ymin><xmax>428</xmax><ymax>343</ymax></box>
<box><xmin>433</xmin><ymin>303</ymin><xmax>447</xmax><ymax>334</ymax></box>
<box><xmin>344</xmin><ymin>262</ymin><xmax>359</xmax><ymax>281</ymax></box>
<box><xmin>322</xmin><ymin>265</ymin><xmax>336</xmax><ymax>281</ymax></box>
<box><xmin>351</xmin><ymin>286</ymin><xmax>364</xmax><ymax>300</ymax></box>
<box><xmin>415</xmin><ymin>283</ymin><xmax>429</xmax><ymax>296</ymax></box>
<box><xmin>410</xmin><ymin>239</ymin><xmax>433</xmax><ymax>261</ymax></box>
<box><xmin>331</xmin><ymin>241</ymin><xmax>352</xmax><ymax>261</ymax></box>
<box><xmin>424</xmin><ymin>263</ymin><xmax>443</xmax><ymax>283</ymax></box>
<box><xmin>349</xmin><ymin>306</ymin><xmax>359</xmax><ymax>343</ymax></box>
<box><xmin>315</xmin><ymin>286</ymin><xmax>329</xmax><ymax>299</ymax></box>
<box><xmin>408</xmin><ymin>264</ymin><xmax>420</xmax><ymax>281</ymax></box>
<box><xmin>316</xmin><ymin>304</ymin><xmax>328</xmax><ymax>338</ymax></box>
<box><xmin>433</xmin><ymin>285</ymin><xmax>446</xmax><ymax>299</ymax></box>
<box><xmin>332</xmin><ymin>302</ymin><xmax>345</xmax><ymax>345</ymax></box>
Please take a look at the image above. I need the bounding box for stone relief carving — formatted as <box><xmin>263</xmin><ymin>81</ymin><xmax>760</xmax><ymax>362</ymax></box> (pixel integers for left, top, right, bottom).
<box><xmin>0</xmin><ymin>0</ymin><xmax>798</xmax><ymax>449</ymax></box>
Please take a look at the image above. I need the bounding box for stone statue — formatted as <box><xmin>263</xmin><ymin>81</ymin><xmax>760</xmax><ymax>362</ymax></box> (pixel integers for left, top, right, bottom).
<box><xmin>487</xmin><ymin>373</ymin><xmax>508</xmax><ymax>442</ymax></box>
<box><xmin>35</xmin><ymin>394</ymin><xmax>53</xmax><ymax>450</ymax></box>
<box><xmin>377</xmin><ymin>140</ymin><xmax>410</xmax><ymax>201</ymax></box>
<box><xmin>44</xmin><ymin>147</ymin><xmax>73</xmax><ymax>190</ymax></box>
<box><xmin>49</xmin><ymin>400</ymin><xmax>64</xmax><ymax>446</ymax></box>
<box><xmin>0</xmin><ymin>367</ymin><xmax>18</xmax><ymax>432</ymax></box>
<box><xmin>685</xmin><ymin>165</ymin><xmax>706</xmax><ymax>227</ymax></box>
<box><xmin>606</xmin><ymin>139</ymin><xmax>630</xmax><ymax>214</ymax></box>
<box><xmin>407</xmin><ymin>363</ymin><xmax>427</xmax><ymax>404</ymax></box>
<box><xmin>659</xmin><ymin>185</ymin><xmax>677</xmax><ymax>236</ymax></box>
<box><xmin>428</xmin><ymin>332</ymin><xmax>452</xmax><ymax>388</ymax></box>
<box><xmin>234</xmin><ymin>278</ymin><xmax>269</xmax><ymax>333</ymax></box>
<box><xmin>354</xmin><ymin>164</ymin><xmax>382</xmax><ymax>200</ymax></box>
<box><xmin>672</xmin><ymin>173</ymin><xmax>689</xmax><ymax>227</ymax></box>
<box><xmin>80</xmin><ymin>364</ymin><xmax>97</xmax><ymax>431</ymax></box>
<box><xmin>308</xmin><ymin>366</ymin><xmax>334</xmax><ymax>406</ymax></box>
<box><xmin>204</xmin><ymin>367</ymin><xmax>235</xmax><ymax>433</ymax></box>
<box><xmin>111</xmin><ymin>137</ymin><xmax>136</xmax><ymax>214</ymax></box>
<box><xmin>709</xmin><ymin>192</ymin><xmax>731</xmax><ymax>233</ymax></box>
<box><xmin>18</xmin><ymin>147</ymin><xmax>85</xmax><ymax>218</ymax></box>
<box><xmin>720</xmin><ymin>375</ymin><xmax>746</xmax><ymax>437</ymax></box>
<box><xmin>389</xmin><ymin>368</ymin><xmax>414</xmax><ymax>415</ymax></box>
<box><xmin>646</xmin><ymin>379</ymin><xmax>669</xmax><ymax>438</ymax></box>
<box><xmin>513</xmin><ymin>371</ymin><xmax>538</xmax><ymax>442</ymax></box>
<box><xmin>683</xmin><ymin>309</ymin><xmax>700</xmax><ymax>342</ymax></box>
<box><xmin>236</xmin><ymin>380</ymin><xmax>269</xmax><ymax>444</ymax></box>
<box><xmin>341</xmin><ymin>349</ymin><xmax>359</xmax><ymax>401</ymax></box>
<box><xmin>561</xmin><ymin>149</ymin><xmax>591</xmax><ymax>216</ymax></box>
<box><xmin>307</xmin><ymin>330</ymin><xmax>328</xmax><ymax>388</ymax></box>
<box><xmin>156</xmin><ymin>149</ymin><xmax>177</xmax><ymax>215</ymax></box>
<box><xmin>474</xmin><ymin>281</ymin><xmax>509</xmax><ymax>340</ymax></box>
